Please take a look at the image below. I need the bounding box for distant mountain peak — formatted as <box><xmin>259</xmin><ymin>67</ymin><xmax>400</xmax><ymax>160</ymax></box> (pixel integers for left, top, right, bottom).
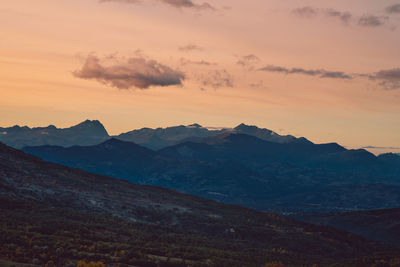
<box><xmin>71</xmin><ymin>120</ymin><xmax>109</xmax><ymax>136</ymax></box>
<box><xmin>10</xmin><ymin>125</ymin><xmax>30</xmax><ymax>130</ymax></box>
<box><xmin>188</xmin><ymin>123</ymin><xmax>202</xmax><ymax>128</ymax></box>
<box><xmin>77</xmin><ymin>119</ymin><xmax>103</xmax><ymax>126</ymax></box>
<box><xmin>234</xmin><ymin>123</ymin><xmax>255</xmax><ymax>129</ymax></box>
<box><xmin>234</xmin><ymin>123</ymin><xmax>272</xmax><ymax>132</ymax></box>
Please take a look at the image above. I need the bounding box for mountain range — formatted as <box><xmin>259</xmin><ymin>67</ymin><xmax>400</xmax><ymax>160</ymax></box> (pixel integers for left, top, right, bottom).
<box><xmin>2</xmin><ymin>141</ymin><xmax>397</xmax><ymax>266</ymax></box>
<box><xmin>23</xmin><ymin>131</ymin><xmax>400</xmax><ymax>214</ymax></box>
<box><xmin>0</xmin><ymin>120</ymin><xmax>307</xmax><ymax>150</ymax></box>
<box><xmin>2</xmin><ymin>120</ymin><xmax>400</xmax><ymax>265</ymax></box>
<box><xmin>0</xmin><ymin>120</ymin><xmax>109</xmax><ymax>148</ymax></box>
<box><xmin>116</xmin><ymin>123</ymin><xmax>301</xmax><ymax>150</ymax></box>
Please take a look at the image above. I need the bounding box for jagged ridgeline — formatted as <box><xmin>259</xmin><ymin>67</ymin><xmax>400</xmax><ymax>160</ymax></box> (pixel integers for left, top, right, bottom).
<box><xmin>0</xmin><ymin>120</ymin><xmax>302</xmax><ymax>149</ymax></box>
<box><xmin>0</xmin><ymin>120</ymin><xmax>109</xmax><ymax>148</ymax></box>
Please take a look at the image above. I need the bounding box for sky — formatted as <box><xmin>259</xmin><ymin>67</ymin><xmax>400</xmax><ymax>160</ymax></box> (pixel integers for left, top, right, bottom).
<box><xmin>1</xmin><ymin>0</ymin><xmax>400</xmax><ymax>153</ymax></box>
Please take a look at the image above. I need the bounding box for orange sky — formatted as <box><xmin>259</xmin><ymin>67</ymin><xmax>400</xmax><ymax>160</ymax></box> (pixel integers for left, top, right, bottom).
<box><xmin>1</xmin><ymin>0</ymin><xmax>400</xmax><ymax>153</ymax></box>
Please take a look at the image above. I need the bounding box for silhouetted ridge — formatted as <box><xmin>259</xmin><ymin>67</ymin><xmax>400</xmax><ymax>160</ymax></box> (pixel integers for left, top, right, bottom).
<box><xmin>232</xmin><ymin>123</ymin><xmax>302</xmax><ymax>144</ymax></box>
<box><xmin>0</xmin><ymin>120</ymin><xmax>109</xmax><ymax>148</ymax></box>
<box><xmin>71</xmin><ymin>119</ymin><xmax>109</xmax><ymax>135</ymax></box>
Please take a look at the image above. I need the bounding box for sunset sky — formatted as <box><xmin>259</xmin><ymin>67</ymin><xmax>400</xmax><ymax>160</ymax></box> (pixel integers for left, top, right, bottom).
<box><xmin>1</xmin><ymin>0</ymin><xmax>400</xmax><ymax>153</ymax></box>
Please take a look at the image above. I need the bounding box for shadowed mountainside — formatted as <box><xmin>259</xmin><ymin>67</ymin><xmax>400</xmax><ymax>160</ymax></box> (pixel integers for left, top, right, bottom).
<box><xmin>296</xmin><ymin>208</ymin><xmax>400</xmax><ymax>247</ymax></box>
<box><xmin>23</xmin><ymin>133</ymin><xmax>400</xmax><ymax>214</ymax></box>
<box><xmin>2</xmin><ymin>142</ymin><xmax>399</xmax><ymax>266</ymax></box>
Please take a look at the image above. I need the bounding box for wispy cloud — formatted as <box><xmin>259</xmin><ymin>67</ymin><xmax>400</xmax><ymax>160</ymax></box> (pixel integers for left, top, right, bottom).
<box><xmin>292</xmin><ymin>6</ymin><xmax>394</xmax><ymax>28</ymax></box>
<box><xmin>249</xmin><ymin>80</ymin><xmax>268</xmax><ymax>90</ymax></box>
<box><xmin>180</xmin><ymin>58</ymin><xmax>216</xmax><ymax>66</ymax></box>
<box><xmin>161</xmin><ymin>0</ymin><xmax>216</xmax><ymax>11</ymax></box>
<box><xmin>324</xmin><ymin>8</ymin><xmax>352</xmax><ymax>24</ymax></box>
<box><xmin>236</xmin><ymin>54</ymin><xmax>260</xmax><ymax>71</ymax></box>
<box><xmin>73</xmin><ymin>54</ymin><xmax>185</xmax><ymax>90</ymax></box>
<box><xmin>100</xmin><ymin>0</ymin><xmax>140</xmax><ymax>3</ymax></box>
<box><xmin>370</xmin><ymin>68</ymin><xmax>400</xmax><ymax>90</ymax></box>
<box><xmin>197</xmin><ymin>69</ymin><xmax>233</xmax><ymax>89</ymax></box>
<box><xmin>100</xmin><ymin>0</ymin><xmax>216</xmax><ymax>11</ymax></box>
<box><xmin>258</xmin><ymin>63</ymin><xmax>400</xmax><ymax>90</ymax></box>
<box><xmin>385</xmin><ymin>4</ymin><xmax>400</xmax><ymax>14</ymax></box>
<box><xmin>292</xmin><ymin>6</ymin><xmax>318</xmax><ymax>18</ymax></box>
<box><xmin>358</xmin><ymin>14</ymin><xmax>389</xmax><ymax>27</ymax></box>
<box><xmin>293</xmin><ymin>6</ymin><xmax>352</xmax><ymax>24</ymax></box>
<box><xmin>258</xmin><ymin>65</ymin><xmax>353</xmax><ymax>80</ymax></box>
<box><xmin>179</xmin><ymin>44</ymin><xmax>204</xmax><ymax>52</ymax></box>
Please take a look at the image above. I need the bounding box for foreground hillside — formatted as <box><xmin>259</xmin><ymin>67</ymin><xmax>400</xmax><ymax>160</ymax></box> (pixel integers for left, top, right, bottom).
<box><xmin>1</xmin><ymin>142</ymin><xmax>398</xmax><ymax>266</ymax></box>
<box><xmin>297</xmin><ymin>208</ymin><xmax>400</xmax><ymax>247</ymax></box>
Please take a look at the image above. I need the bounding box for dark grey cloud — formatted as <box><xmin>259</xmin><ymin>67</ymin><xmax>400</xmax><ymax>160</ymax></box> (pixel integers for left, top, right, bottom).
<box><xmin>320</xmin><ymin>71</ymin><xmax>353</xmax><ymax>79</ymax></box>
<box><xmin>236</xmin><ymin>54</ymin><xmax>260</xmax><ymax>70</ymax></box>
<box><xmin>73</xmin><ymin>54</ymin><xmax>185</xmax><ymax>90</ymax></box>
<box><xmin>198</xmin><ymin>69</ymin><xmax>233</xmax><ymax>89</ymax></box>
<box><xmin>358</xmin><ymin>14</ymin><xmax>389</xmax><ymax>27</ymax></box>
<box><xmin>375</xmin><ymin>68</ymin><xmax>400</xmax><ymax>80</ymax></box>
<box><xmin>385</xmin><ymin>4</ymin><xmax>400</xmax><ymax>14</ymax></box>
<box><xmin>179</xmin><ymin>44</ymin><xmax>204</xmax><ymax>52</ymax></box>
<box><xmin>258</xmin><ymin>65</ymin><xmax>353</xmax><ymax>80</ymax></box>
<box><xmin>100</xmin><ymin>0</ymin><xmax>216</xmax><ymax>11</ymax></box>
<box><xmin>372</xmin><ymin>68</ymin><xmax>400</xmax><ymax>90</ymax></box>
